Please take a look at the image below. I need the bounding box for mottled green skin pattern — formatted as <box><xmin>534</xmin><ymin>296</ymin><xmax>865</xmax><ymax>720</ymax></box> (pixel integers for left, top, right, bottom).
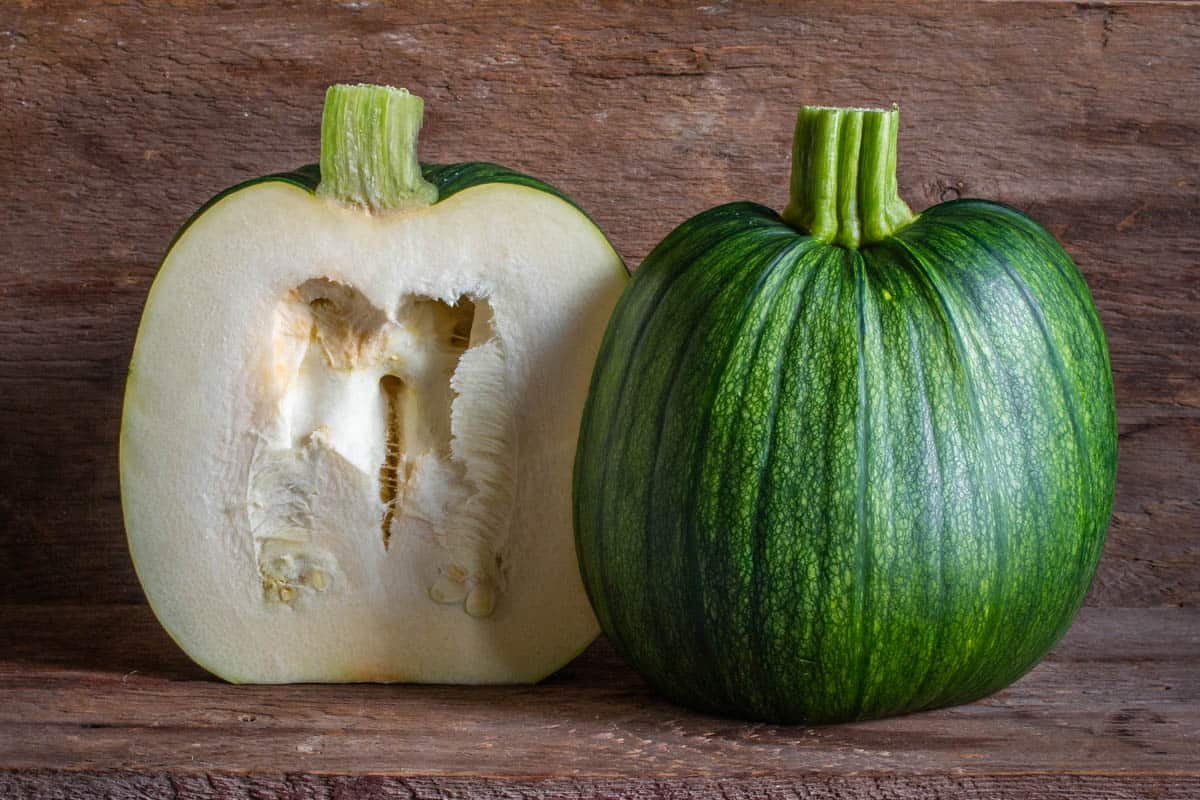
<box><xmin>574</xmin><ymin>199</ymin><xmax>1117</xmax><ymax>724</ymax></box>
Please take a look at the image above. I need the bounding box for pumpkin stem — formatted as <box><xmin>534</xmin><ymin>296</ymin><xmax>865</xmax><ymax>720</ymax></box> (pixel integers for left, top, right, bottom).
<box><xmin>781</xmin><ymin>105</ymin><xmax>915</xmax><ymax>248</ymax></box>
<box><xmin>316</xmin><ymin>84</ymin><xmax>438</xmax><ymax>212</ymax></box>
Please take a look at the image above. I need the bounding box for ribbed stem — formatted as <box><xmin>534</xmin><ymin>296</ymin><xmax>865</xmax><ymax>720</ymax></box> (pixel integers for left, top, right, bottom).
<box><xmin>780</xmin><ymin>105</ymin><xmax>915</xmax><ymax>249</ymax></box>
<box><xmin>316</xmin><ymin>84</ymin><xmax>438</xmax><ymax>212</ymax></box>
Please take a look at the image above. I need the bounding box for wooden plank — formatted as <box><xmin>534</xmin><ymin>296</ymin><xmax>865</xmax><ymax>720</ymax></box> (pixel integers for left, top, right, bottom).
<box><xmin>1095</xmin><ymin>410</ymin><xmax>1200</xmax><ymax>606</ymax></box>
<box><xmin>3</xmin><ymin>772</ymin><xmax>1199</xmax><ymax>800</ymax></box>
<box><xmin>0</xmin><ymin>605</ymin><xmax>1196</xmax><ymax>785</ymax></box>
<box><xmin>0</xmin><ymin>2</ymin><xmax>1197</xmax><ymax>609</ymax></box>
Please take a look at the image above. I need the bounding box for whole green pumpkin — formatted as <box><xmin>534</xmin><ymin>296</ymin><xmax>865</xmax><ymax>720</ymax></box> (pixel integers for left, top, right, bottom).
<box><xmin>573</xmin><ymin>105</ymin><xmax>1117</xmax><ymax>724</ymax></box>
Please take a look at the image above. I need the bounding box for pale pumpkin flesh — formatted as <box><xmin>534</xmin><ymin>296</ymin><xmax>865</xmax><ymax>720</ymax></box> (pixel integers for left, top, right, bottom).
<box><xmin>122</xmin><ymin>180</ymin><xmax>625</xmax><ymax>683</ymax></box>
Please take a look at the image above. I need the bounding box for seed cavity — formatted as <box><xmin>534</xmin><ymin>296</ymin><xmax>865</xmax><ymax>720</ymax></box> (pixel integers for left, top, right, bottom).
<box><xmin>379</xmin><ymin>374</ymin><xmax>406</xmax><ymax>548</ymax></box>
<box><xmin>249</xmin><ymin>280</ymin><xmax>517</xmax><ymax>617</ymax></box>
<box><xmin>376</xmin><ymin>297</ymin><xmax>475</xmax><ymax>551</ymax></box>
<box><xmin>297</xmin><ymin>278</ymin><xmax>389</xmax><ymax>369</ymax></box>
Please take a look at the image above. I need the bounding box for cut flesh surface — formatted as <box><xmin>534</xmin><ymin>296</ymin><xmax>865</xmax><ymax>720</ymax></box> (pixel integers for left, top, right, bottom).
<box><xmin>121</xmin><ymin>181</ymin><xmax>625</xmax><ymax>683</ymax></box>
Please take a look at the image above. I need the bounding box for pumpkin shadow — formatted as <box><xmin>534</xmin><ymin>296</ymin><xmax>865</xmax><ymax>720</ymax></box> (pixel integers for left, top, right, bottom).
<box><xmin>0</xmin><ymin>603</ymin><xmax>207</xmax><ymax>681</ymax></box>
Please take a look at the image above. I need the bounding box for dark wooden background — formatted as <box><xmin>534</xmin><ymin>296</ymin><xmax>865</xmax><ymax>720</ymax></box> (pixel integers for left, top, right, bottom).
<box><xmin>2</xmin><ymin>1</ymin><xmax>1197</xmax><ymax>610</ymax></box>
<box><xmin>1</xmin><ymin>2</ymin><xmax>1197</xmax><ymax>797</ymax></box>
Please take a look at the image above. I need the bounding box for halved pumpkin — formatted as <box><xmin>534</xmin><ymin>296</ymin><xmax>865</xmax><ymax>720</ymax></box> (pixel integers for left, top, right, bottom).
<box><xmin>121</xmin><ymin>85</ymin><xmax>626</xmax><ymax>683</ymax></box>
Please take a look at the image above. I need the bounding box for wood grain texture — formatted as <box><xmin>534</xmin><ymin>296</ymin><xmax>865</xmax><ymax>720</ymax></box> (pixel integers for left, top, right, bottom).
<box><xmin>0</xmin><ymin>2</ymin><xmax>1198</xmax><ymax>607</ymax></box>
<box><xmin>3</xmin><ymin>6</ymin><xmax>1197</xmax><ymax>794</ymax></box>
<box><xmin>4</xmin><ymin>773</ymin><xmax>1200</xmax><ymax>800</ymax></box>
<box><xmin>0</xmin><ymin>604</ymin><xmax>1196</xmax><ymax>795</ymax></box>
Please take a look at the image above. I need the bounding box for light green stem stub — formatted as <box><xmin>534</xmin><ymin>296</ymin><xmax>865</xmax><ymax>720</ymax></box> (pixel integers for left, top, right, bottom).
<box><xmin>317</xmin><ymin>84</ymin><xmax>439</xmax><ymax>212</ymax></box>
<box><xmin>781</xmin><ymin>105</ymin><xmax>915</xmax><ymax>249</ymax></box>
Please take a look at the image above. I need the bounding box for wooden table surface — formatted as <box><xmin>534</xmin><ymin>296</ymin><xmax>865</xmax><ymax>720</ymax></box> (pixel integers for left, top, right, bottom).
<box><xmin>0</xmin><ymin>604</ymin><xmax>1197</xmax><ymax>798</ymax></box>
<box><xmin>1</xmin><ymin>1</ymin><xmax>1198</xmax><ymax>798</ymax></box>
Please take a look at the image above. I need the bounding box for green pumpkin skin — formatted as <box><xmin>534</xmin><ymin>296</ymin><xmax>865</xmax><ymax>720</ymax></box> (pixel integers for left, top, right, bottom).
<box><xmin>574</xmin><ymin>191</ymin><xmax>1116</xmax><ymax>723</ymax></box>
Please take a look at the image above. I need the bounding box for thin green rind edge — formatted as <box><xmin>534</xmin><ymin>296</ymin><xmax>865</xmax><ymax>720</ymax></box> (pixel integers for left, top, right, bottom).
<box><xmin>163</xmin><ymin>162</ymin><xmax>624</xmax><ymax>274</ymax></box>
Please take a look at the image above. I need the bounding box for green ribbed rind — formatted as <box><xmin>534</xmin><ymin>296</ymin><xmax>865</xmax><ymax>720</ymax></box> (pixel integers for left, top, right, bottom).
<box><xmin>574</xmin><ymin>199</ymin><xmax>1116</xmax><ymax>724</ymax></box>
